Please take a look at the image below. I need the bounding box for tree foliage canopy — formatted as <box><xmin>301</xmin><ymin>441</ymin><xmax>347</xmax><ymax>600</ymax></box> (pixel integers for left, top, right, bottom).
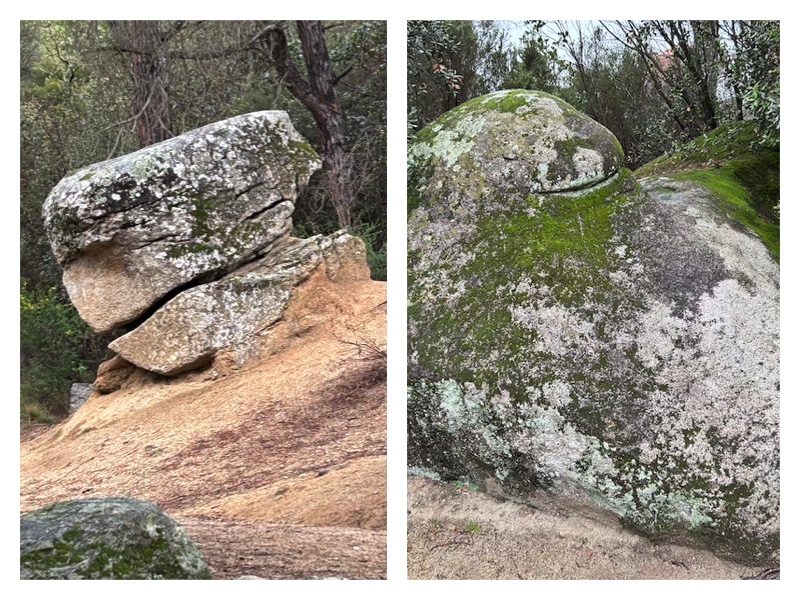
<box><xmin>407</xmin><ymin>20</ymin><xmax>780</xmax><ymax>168</ymax></box>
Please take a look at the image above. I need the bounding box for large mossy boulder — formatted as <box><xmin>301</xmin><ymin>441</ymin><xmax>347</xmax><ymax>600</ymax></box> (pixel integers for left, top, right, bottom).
<box><xmin>43</xmin><ymin>111</ymin><xmax>321</xmax><ymax>333</ymax></box>
<box><xmin>408</xmin><ymin>90</ymin><xmax>779</xmax><ymax>564</ymax></box>
<box><xmin>20</xmin><ymin>498</ymin><xmax>212</xmax><ymax>579</ymax></box>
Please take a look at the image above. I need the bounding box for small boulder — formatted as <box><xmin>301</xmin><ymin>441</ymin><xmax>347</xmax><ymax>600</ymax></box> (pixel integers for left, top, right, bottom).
<box><xmin>20</xmin><ymin>497</ymin><xmax>212</xmax><ymax>579</ymax></box>
<box><xmin>68</xmin><ymin>383</ymin><xmax>94</xmax><ymax>415</ymax></box>
<box><xmin>43</xmin><ymin>111</ymin><xmax>321</xmax><ymax>333</ymax></box>
<box><xmin>94</xmin><ymin>356</ymin><xmax>137</xmax><ymax>394</ymax></box>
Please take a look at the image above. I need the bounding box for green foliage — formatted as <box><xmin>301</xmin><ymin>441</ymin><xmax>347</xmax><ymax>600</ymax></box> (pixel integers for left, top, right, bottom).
<box><xmin>451</xmin><ymin>480</ymin><xmax>479</xmax><ymax>493</ymax></box>
<box><xmin>464</xmin><ymin>521</ymin><xmax>483</xmax><ymax>535</ymax></box>
<box><xmin>407</xmin><ymin>20</ymin><xmax>466</xmax><ymax>134</ymax></box>
<box><xmin>20</xmin><ymin>282</ymin><xmax>107</xmax><ymax>418</ymax></box>
<box><xmin>503</xmin><ymin>21</ymin><xmax>563</xmax><ymax>93</ymax></box>
<box><xmin>355</xmin><ymin>224</ymin><xmax>388</xmax><ymax>282</ymax></box>
<box><xmin>723</xmin><ymin>20</ymin><xmax>780</xmax><ymax>148</ymax></box>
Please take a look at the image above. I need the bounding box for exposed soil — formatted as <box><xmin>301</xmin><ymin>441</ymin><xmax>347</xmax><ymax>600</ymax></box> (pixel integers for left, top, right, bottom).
<box><xmin>407</xmin><ymin>477</ymin><xmax>775</xmax><ymax>580</ymax></box>
<box><xmin>20</xmin><ymin>272</ymin><xmax>387</xmax><ymax>580</ymax></box>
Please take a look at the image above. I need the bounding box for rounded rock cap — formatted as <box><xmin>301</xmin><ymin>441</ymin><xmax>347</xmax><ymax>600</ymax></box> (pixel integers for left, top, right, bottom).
<box><xmin>409</xmin><ymin>89</ymin><xmax>624</xmax><ymax>201</ymax></box>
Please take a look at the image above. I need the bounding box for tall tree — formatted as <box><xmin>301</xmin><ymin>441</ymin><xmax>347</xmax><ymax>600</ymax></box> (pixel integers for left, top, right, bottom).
<box><xmin>504</xmin><ymin>21</ymin><xmax>563</xmax><ymax>93</ymax></box>
<box><xmin>107</xmin><ymin>20</ymin><xmax>178</xmax><ymax>147</ymax></box>
<box><xmin>262</xmin><ymin>21</ymin><xmax>356</xmax><ymax>229</ymax></box>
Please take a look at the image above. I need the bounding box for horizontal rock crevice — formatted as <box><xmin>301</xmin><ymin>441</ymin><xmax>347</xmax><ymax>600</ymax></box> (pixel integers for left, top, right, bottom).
<box><xmin>44</xmin><ymin>110</ymin><xmax>373</xmax><ymax>377</ymax></box>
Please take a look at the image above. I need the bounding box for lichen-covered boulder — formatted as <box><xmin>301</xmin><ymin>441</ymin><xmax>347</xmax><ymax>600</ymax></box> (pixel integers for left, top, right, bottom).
<box><xmin>408</xmin><ymin>93</ymin><xmax>779</xmax><ymax>564</ymax></box>
<box><xmin>43</xmin><ymin>111</ymin><xmax>321</xmax><ymax>333</ymax></box>
<box><xmin>109</xmin><ymin>231</ymin><xmax>370</xmax><ymax>375</ymax></box>
<box><xmin>20</xmin><ymin>498</ymin><xmax>212</xmax><ymax>579</ymax></box>
<box><xmin>408</xmin><ymin>89</ymin><xmax>623</xmax><ymax>211</ymax></box>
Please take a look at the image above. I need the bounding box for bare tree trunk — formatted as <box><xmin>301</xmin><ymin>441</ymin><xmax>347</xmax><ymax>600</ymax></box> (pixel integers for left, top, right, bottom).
<box><xmin>108</xmin><ymin>20</ymin><xmax>174</xmax><ymax>148</ymax></box>
<box><xmin>264</xmin><ymin>21</ymin><xmax>355</xmax><ymax>229</ymax></box>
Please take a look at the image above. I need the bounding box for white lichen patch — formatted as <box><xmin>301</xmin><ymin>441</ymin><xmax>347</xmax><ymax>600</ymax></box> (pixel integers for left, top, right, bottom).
<box><xmin>542</xmin><ymin>380</ymin><xmax>573</xmax><ymax>409</ymax></box>
<box><xmin>510</xmin><ymin>302</ymin><xmax>596</xmax><ymax>357</ymax></box>
<box><xmin>409</xmin><ymin>113</ymin><xmax>487</xmax><ymax>169</ymax></box>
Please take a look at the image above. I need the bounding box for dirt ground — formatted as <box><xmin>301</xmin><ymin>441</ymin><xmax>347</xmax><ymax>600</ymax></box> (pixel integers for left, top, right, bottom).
<box><xmin>20</xmin><ymin>272</ymin><xmax>387</xmax><ymax>580</ymax></box>
<box><xmin>407</xmin><ymin>476</ymin><xmax>776</xmax><ymax>580</ymax></box>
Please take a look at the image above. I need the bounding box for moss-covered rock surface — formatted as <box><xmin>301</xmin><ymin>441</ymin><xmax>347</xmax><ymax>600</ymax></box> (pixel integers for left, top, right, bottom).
<box><xmin>408</xmin><ymin>93</ymin><xmax>779</xmax><ymax>565</ymax></box>
<box><xmin>20</xmin><ymin>497</ymin><xmax>212</xmax><ymax>579</ymax></box>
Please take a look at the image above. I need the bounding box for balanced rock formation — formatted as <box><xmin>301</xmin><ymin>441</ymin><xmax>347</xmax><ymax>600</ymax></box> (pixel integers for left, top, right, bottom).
<box><xmin>408</xmin><ymin>90</ymin><xmax>779</xmax><ymax>564</ymax></box>
<box><xmin>43</xmin><ymin>111</ymin><xmax>321</xmax><ymax>333</ymax></box>
<box><xmin>44</xmin><ymin>111</ymin><xmax>372</xmax><ymax>377</ymax></box>
<box><xmin>20</xmin><ymin>497</ymin><xmax>211</xmax><ymax>579</ymax></box>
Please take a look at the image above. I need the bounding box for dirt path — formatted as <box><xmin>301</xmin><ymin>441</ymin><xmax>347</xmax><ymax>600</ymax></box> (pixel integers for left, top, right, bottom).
<box><xmin>408</xmin><ymin>477</ymin><xmax>773</xmax><ymax>580</ymax></box>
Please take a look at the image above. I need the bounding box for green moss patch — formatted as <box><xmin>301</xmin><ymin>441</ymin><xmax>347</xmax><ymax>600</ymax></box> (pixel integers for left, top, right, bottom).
<box><xmin>672</xmin><ymin>169</ymin><xmax>779</xmax><ymax>262</ymax></box>
<box><xmin>637</xmin><ymin>121</ymin><xmax>779</xmax><ymax>230</ymax></box>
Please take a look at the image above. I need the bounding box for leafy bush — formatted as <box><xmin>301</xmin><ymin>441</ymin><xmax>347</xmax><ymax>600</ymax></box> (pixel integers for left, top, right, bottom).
<box><xmin>353</xmin><ymin>223</ymin><xmax>387</xmax><ymax>281</ymax></box>
<box><xmin>20</xmin><ymin>282</ymin><xmax>102</xmax><ymax>419</ymax></box>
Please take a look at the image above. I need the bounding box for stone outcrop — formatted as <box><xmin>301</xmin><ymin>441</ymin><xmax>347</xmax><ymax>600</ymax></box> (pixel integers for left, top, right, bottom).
<box><xmin>408</xmin><ymin>89</ymin><xmax>623</xmax><ymax>206</ymax></box>
<box><xmin>20</xmin><ymin>498</ymin><xmax>211</xmax><ymax>579</ymax></box>
<box><xmin>43</xmin><ymin>111</ymin><xmax>321</xmax><ymax>333</ymax></box>
<box><xmin>408</xmin><ymin>90</ymin><xmax>779</xmax><ymax>564</ymax></box>
<box><xmin>109</xmin><ymin>231</ymin><xmax>369</xmax><ymax>376</ymax></box>
<box><xmin>44</xmin><ymin>111</ymin><xmax>373</xmax><ymax>379</ymax></box>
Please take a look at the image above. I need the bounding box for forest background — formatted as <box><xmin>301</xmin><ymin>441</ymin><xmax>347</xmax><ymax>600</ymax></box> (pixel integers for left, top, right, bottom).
<box><xmin>19</xmin><ymin>20</ymin><xmax>387</xmax><ymax>422</ymax></box>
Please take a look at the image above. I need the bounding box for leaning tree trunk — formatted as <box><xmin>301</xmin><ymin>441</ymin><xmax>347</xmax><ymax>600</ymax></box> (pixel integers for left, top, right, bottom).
<box><xmin>109</xmin><ymin>20</ymin><xmax>173</xmax><ymax>148</ymax></box>
<box><xmin>264</xmin><ymin>21</ymin><xmax>356</xmax><ymax>229</ymax></box>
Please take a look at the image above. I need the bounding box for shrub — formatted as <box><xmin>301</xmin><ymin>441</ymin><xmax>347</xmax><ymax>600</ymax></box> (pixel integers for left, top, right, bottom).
<box><xmin>352</xmin><ymin>222</ymin><xmax>387</xmax><ymax>281</ymax></box>
<box><xmin>20</xmin><ymin>281</ymin><xmax>98</xmax><ymax>419</ymax></box>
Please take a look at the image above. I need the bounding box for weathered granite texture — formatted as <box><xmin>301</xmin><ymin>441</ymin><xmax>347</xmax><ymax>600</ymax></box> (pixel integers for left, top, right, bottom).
<box><xmin>43</xmin><ymin>111</ymin><xmax>377</xmax><ymax>378</ymax></box>
<box><xmin>20</xmin><ymin>498</ymin><xmax>211</xmax><ymax>579</ymax></box>
<box><xmin>110</xmin><ymin>231</ymin><xmax>370</xmax><ymax>375</ymax></box>
<box><xmin>43</xmin><ymin>111</ymin><xmax>321</xmax><ymax>333</ymax></box>
<box><xmin>407</xmin><ymin>91</ymin><xmax>779</xmax><ymax>564</ymax></box>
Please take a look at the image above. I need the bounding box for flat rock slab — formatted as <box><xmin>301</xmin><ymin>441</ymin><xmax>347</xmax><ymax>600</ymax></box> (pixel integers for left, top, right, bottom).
<box><xmin>44</xmin><ymin>111</ymin><xmax>321</xmax><ymax>333</ymax></box>
<box><xmin>110</xmin><ymin>232</ymin><xmax>370</xmax><ymax>375</ymax></box>
<box><xmin>20</xmin><ymin>497</ymin><xmax>211</xmax><ymax>580</ymax></box>
<box><xmin>180</xmin><ymin>517</ymin><xmax>386</xmax><ymax>580</ymax></box>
